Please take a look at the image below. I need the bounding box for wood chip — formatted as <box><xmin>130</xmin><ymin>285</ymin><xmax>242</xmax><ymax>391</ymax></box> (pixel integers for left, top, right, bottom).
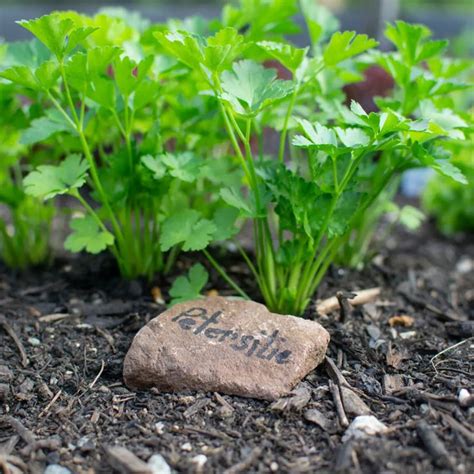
<box><xmin>325</xmin><ymin>357</ymin><xmax>371</xmax><ymax>416</ymax></box>
<box><xmin>304</xmin><ymin>408</ymin><xmax>336</xmax><ymax>433</ymax></box>
<box><xmin>388</xmin><ymin>315</ymin><xmax>414</xmax><ymax>327</ymax></box>
<box><xmin>151</xmin><ymin>287</ymin><xmax>164</xmax><ymax>305</ymax></box>
<box><xmin>183</xmin><ymin>398</ymin><xmax>210</xmax><ymax>418</ymax></box>
<box><xmin>106</xmin><ymin>446</ymin><xmax>151</xmax><ymax>474</ymax></box>
<box><xmin>0</xmin><ymin>366</ymin><xmax>13</xmax><ymax>383</ymax></box>
<box><xmin>270</xmin><ymin>383</ymin><xmax>312</xmax><ymax>411</ymax></box>
<box><xmin>0</xmin><ymin>315</ymin><xmax>28</xmax><ymax>367</ymax></box>
<box><xmin>316</xmin><ymin>287</ymin><xmax>381</xmax><ymax>315</ymax></box>
<box><xmin>38</xmin><ymin>313</ymin><xmax>71</xmax><ymax>323</ymax></box>
<box><xmin>386</xmin><ymin>342</ymin><xmax>409</xmax><ymax>369</ymax></box>
<box><xmin>214</xmin><ymin>392</ymin><xmax>234</xmax><ymax>415</ymax></box>
<box><xmin>383</xmin><ymin>374</ymin><xmax>404</xmax><ymax>394</ymax></box>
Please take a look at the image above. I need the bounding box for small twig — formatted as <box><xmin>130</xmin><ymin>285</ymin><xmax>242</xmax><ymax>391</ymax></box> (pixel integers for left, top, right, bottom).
<box><xmin>106</xmin><ymin>446</ymin><xmax>151</xmax><ymax>474</ymax></box>
<box><xmin>89</xmin><ymin>360</ymin><xmax>105</xmax><ymax>390</ymax></box>
<box><xmin>416</xmin><ymin>420</ymin><xmax>454</xmax><ymax>469</ymax></box>
<box><xmin>0</xmin><ymin>436</ymin><xmax>19</xmax><ymax>456</ymax></box>
<box><xmin>0</xmin><ymin>315</ymin><xmax>28</xmax><ymax>367</ymax></box>
<box><xmin>39</xmin><ymin>389</ymin><xmax>62</xmax><ymax>418</ymax></box>
<box><xmin>38</xmin><ymin>313</ymin><xmax>71</xmax><ymax>323</ymax></box>
<box><xmin>430</xmin><ymin>338</ymin><xmax>473</xmax><ymax>373</ymax></box>
<box><xmin>336</xmin><ymin>291</ymin><xmax>356</xmax><ymax>323</ymax></box>
<box><xmin>440</xmin><ymin>413</ymin><xmax>474</xmax><ymax>443</ymax></box>
<box><xmin>329</xmin><ymin>379</ymin><xmax>349</xmax><ymax>428</ymax></box>
<box><xmin>0</xmin><ymin>416</ymin><xmax>35</xmax><ymax>444</ymax></box>
<box><xmin>316</xmin><ymin>287</ymin><xmax>381</xmax><ymax>315</ymax></box>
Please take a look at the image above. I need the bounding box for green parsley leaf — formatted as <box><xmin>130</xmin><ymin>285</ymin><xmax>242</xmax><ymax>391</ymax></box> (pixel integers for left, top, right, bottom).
<box><xmin>169</xmin><ymin>263</ymin><xmax>208</xmax><ymax>306</ymax></box>
<box><xmin>114</xmin><ymin>55</ymin><xmax>154</xmax><ymax>97</ymax></box>
<box><xmin>160</xmin><ymin>210</ymin><xmax>216</xmax><ymax>252</ymax></box>
<box><xmin>212</xmin><ymin>207</ymin><xmax>240</xmax><ymax>241</ymax></box>
<box><xmin>413</xmin><ymin>144</ymin><xmax>467</xmax><ymax>184</ymax></box>
<box><xmin>24</xmin><ymin>154</ymin><xmax>90</xmax><ymax>200</ymax></box>
<box><xmin>162</xmin><ymin>152</ymin><xmax>203</xmax><ymax>182</ymax></box>
<box><xmin>220</xmin><ymin>60</ymin><xmax>294</xmax><ymax>116</ymax></box>
<box><xmin>141</xmin><ymin>154</ymin><xmax>166</xmax><ymax>180</ymax></box>
<box><xmin>323</xmin><ymin>31</ymin><xmax>378</xmax><ymax>66</ymax></box>
<box><xmin>300</xmin><ymin>0</ymin><xmax>339</xmax><ymax>46</ymax></box>
<box><xmin>17</xmin><ymin>14</ymin><xmax>96</xmax><ymax>60</ymax></box>
<box><xmin>257</xmin><ymin>41</ymin><xmax>308</xmax><ymax>73</ymax></box>
<box><xmin>64</xmin><ymin>215</ymin><xmax>114</xmax><ymax>254</ymax></box>
<box><xmin>20</xmin><ymin>109</ymin><xmax>74</xmax><ymax>145</ymax></box>
<box><xmin>385</xmin><ymin>21</ymin><xmax>448</xmax><ymax>67</ymax></box>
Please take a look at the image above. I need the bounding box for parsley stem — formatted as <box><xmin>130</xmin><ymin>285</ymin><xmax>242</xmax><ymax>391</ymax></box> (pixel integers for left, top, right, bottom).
<box><xmin>71</xmin><ymin>189</ymin><xmax>124</xmax><ymax>270</ymax></box>
<box><xmin>218</xmin><ymin>102</ymin><xmax>252</xmax><ymax>183</ymax></box>
<box><xmin>203</xmin><ymin>249</ymin><xmax>250</xmax><ymax>300</ymax></box>
<box><xmin>278</xmin><ymin>87</ymin><xmax>298</xmax><ymax>163</ymax></box>
<box><xmin>47</xmin><ymin>91</ymin><xmax>126</xmax><ymax>256</ymax></box>
<box><xmin>77</xmin><ymin>130</ymin><xmax>125</xmax><ymax>247</ymax></box>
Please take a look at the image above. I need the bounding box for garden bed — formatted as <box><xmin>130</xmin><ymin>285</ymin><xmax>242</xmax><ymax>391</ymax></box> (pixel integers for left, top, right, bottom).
<box><xmin>1</xmin><ymin>220</ymin><xmax>472</xmax><ymax>474</ymax></box>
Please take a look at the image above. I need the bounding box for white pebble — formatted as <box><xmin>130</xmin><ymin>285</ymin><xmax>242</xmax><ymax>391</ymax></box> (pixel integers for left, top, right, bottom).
<box><xmin>459</xmin><ymin>388</ymin><xmax>471</xmax><ymax>406</ymax></box>
<box><xmin>181</xmin><ymin>442</ymin><xmax>192</xmax><ymax>451</ymax></box>
<box><xmin>154</xmin><ymin>421</ymin><xmax>165</xmax><ymax>434</ymax></box>
<box><xmin>148</xmin><ymin>454</ymin><xmax>171</xmax><ymax>474</ymax></box>
<box><xmin>44</xmin><ymin>465</ymin><xmax>72</xmax><ymax>474</ymax></box>
<box><xmin>192</xmin><ymin>454</ymin><xmax>207</xmax><ymax>468</ymax></box>
<box><xmin>28</xmin><ymin>337</ymin><xmax>41</xmax><ymax>346</ymax></box>
<box><xmin>342</xmin><ymin>415</ymin><xmax>388</xmax><ymax>442</ymax></box>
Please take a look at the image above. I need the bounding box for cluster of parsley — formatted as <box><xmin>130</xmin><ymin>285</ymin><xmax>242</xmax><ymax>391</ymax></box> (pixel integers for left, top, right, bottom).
<box><xmin>0</xmin><ymin>1</ymin><xmax>471</xmax><ymax>315</ymax></box>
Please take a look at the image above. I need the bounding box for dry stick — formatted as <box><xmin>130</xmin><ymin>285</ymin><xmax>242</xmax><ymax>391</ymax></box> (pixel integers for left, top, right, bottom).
<box><xmin>89</xmin><ymin>360</ymin><xmax>105</xmax><ymax>390</ymax></box>
<box><xmin>329</xmin><ymin>379</ymin><xmax>349</xmax><ymax>428</ymax></box>
<box><xmin>430</xmin><ymin>338</ymin><xmax>473</xmax><ymax>373</ymax></box>
<box><xmin>0</xmin><ymin>416</ymin><xmax>35</xmax><ymax>445</ymax></box>
<box><xmin>316</xmin><ymin>287</ymin><xmax>381</xmax><ymax>315</ymax></box>
<box><xmin>0</xmin><ymin>315</ymin><xmax>28</xmax><ymax>367</ymax></box>
<box><xmin>106</xmin><ymin>446</ymin><xmax>151</xmax><ymax>474</ymax></box>
<box><xmin>416</xmin><ymin>420</ymin><xmax>454</xmax><ymax>469</ymax></box>
<box><xmin>39</xmin><ymin>389</ymin><xmax>62</xmax><ymax>418</ymax></box>
<box><xmin>0</xmin><ymin>436</ymin><xmax>19</xmax><ymax>455</ymax></box>
<box><xmin>38</xmin><ymin>313</ymin><xmax>71</xmax><ymax>323</ymax></box>
<box><xmin>440</xmin><ymin>413</ymin><xmax>474</xmax><ymax>444</ymax></box>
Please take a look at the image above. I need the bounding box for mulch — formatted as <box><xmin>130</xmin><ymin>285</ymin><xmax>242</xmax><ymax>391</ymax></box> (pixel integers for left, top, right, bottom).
<box><xmin>0</xmin><ymin>221</ymin><xmax>473</xmax><ymax>474</ymax></box>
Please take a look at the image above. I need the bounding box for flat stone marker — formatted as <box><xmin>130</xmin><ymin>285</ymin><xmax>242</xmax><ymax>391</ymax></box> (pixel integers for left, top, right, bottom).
<box><xmin>123</xmin><ymin>297</ymin><xmax>330</xmax><ymax>400</ymax></box>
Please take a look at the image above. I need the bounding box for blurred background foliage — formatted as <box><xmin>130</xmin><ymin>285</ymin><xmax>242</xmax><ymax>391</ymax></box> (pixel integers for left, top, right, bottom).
<box><xmin>1</xmin><ymin>0</ymin><xmax>473</xmax><ymax>45</ymax></box>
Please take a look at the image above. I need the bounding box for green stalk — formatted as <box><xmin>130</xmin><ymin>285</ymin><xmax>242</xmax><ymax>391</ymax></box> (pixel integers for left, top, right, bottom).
<box><xmin>47</xmin><ymin>90</ymin><xmax>126</xmax><ymax>250</ymax></box>
<box><xmin>164</xmin><ymin>245</ymin><xmax>180</xmax><ymax>275</ymax></box>
<box><xmin>71</xmin><ymin>189</ymin><xmax>122</xmax><ymax>262</ymax></box>
<box><xmin>203</xmin><ymin>249</ymin><xmax>250</xmax><ymax>300</ymax></box>
<box><xmin>278</xmin><ymin>87</ymin><xmax>298</xmax><ymax>163</ymax></box>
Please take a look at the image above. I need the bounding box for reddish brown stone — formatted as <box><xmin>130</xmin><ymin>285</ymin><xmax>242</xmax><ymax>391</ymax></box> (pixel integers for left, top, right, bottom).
<box><xmin>123</xmin><ymin>297</ymin><xmax>330</xmax><ymax>400</ymax></box>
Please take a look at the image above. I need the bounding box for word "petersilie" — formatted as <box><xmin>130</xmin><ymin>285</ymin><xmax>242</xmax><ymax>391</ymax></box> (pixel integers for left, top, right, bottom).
<box><xmin>171</xmin><ymin>307</ymin><xmax>292</xmax><ymax>364</ymax></box>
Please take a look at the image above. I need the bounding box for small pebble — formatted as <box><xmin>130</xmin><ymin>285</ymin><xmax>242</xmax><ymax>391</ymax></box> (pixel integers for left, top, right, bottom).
<box><xmin>148</xmin><ymin>454</ymin><xmax>171</xmax><ymax>474</ymax></box>
<box><xmin>192</xmin><ymin>454</ymin><xmax>207</xmax><ymax>469</ymax></box>
<box><xmin>181</xmin><ymin>442</ymin><xmax>192</xmax><ymax>451</ymax></box>
<box><xmin>342</xmin><ymin>415</ymin><xmax>388</xmax><ymax>442</ymax></box>
<box><xmin>270</xmin><ymin>462</ymin><xmax>279</xmax><ymax>471</ymax></box>
<box><xmin>458</xmin><ymin>388</ymin><xmax>474</xmax><ymax>408</ymax></box>
<box><xmin>44</xmin><ymin>465</ymin><xmax>72</xmax><ymax>474</ymax></box>
<box><xmin>28</xmin><ymin>337</ymin><xmax>41</xmax><ymax>346</ymax></box>
<box><xmin>154</xmin><ymin>421</ymin><xmax>165</xmax><ymax>434</ymax></box>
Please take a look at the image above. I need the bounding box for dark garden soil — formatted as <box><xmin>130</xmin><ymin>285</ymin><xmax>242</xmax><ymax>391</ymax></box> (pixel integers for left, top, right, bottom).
<box><xmin>0</xmin><ymin>220</ymin><xmax>473</xmax><ymax>474</ymax></box>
